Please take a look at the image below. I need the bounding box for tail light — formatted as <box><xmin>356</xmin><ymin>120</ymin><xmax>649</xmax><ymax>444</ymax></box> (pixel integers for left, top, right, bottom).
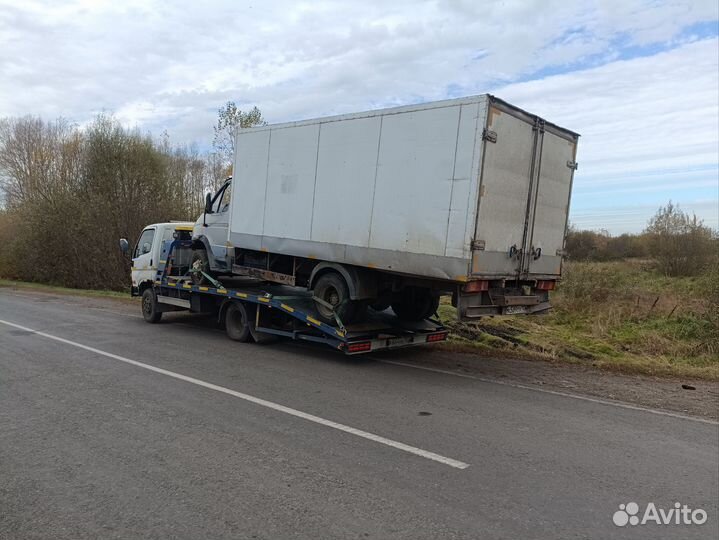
<box><xmin>536</xmin><ymin>280</ymin><xmax>556</xmax><ymax>291</ymax></box>
<box><xmin>463</xmin><ymin>280</ymin><xmax>489</xmax><ymax>293</ymax></box>
<box><xmin>427</xmin><ymin>332</ymin><xmax>448</xmax><ymax>343</ymax></box>
<box><xmin>347</xmin><ymin>341</ymin><xmax>372</xmax><ymax>353</ymax></box>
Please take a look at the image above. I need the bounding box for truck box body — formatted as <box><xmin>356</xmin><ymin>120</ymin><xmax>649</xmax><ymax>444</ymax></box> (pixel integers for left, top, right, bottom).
<box><xmin>229</xmin><ymin>94</ymin><xmax>578</xmax><ymax>283</ymax></box>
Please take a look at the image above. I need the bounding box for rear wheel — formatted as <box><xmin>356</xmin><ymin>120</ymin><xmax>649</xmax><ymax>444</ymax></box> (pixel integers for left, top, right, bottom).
<box><xmin>141</xmin><ymin>288</ymin><xmax>162</xmax><ymax>323</ymax></box>
<box><xmin>391</xmin><ymin>287</ymin><xmax>439</xmax><ymax>322</ymax></box>
<box><xmin>313</xmin><ymin>272</ymin><xmax>359</xmax><ymax>325</ymax></box>
<box><xmin>225</xmin><ymin>302</ymin><xmax>253</xmax><ymax>342</ymax></box>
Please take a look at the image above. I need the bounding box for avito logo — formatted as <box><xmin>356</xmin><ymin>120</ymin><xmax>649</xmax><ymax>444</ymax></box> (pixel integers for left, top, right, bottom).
<box><xmin>613</xmin><ymin>502</ymin><xmax>708</xmax><ymax>527</ymax></box>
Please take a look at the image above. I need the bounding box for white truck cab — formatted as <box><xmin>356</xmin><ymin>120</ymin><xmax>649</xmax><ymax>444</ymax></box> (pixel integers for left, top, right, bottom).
<box><xmin>128</xmin><ymin>222</ymin><xmax>194</xmax><ymax>296</ymax></box>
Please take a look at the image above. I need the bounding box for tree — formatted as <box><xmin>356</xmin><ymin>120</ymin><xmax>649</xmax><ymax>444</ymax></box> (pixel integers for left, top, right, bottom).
<box><xmin>644</xmin><ymin>201</ymin><xmax>717</xmax><ymax>276</ymax></box>
<box><xmin>212</xmin><ymin>102</ymin><xmax>265</xmax><ymax>170</ymax></box>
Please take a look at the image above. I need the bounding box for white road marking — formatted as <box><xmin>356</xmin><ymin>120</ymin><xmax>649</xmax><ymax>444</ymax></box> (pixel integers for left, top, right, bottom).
<box><xmin>379</xmin><ymin>360</ymin><xmax>719</xmax><ymax>426</ymax></box>
<box><xmin>0</xmin><ymin>318</ymin><xmax>470</xmax><ymax>470</ymax></box>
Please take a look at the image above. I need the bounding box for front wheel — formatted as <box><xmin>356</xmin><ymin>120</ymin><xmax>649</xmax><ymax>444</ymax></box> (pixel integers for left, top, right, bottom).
<box><xmin>313</xmin><ymin>272</ymin><xmax>359</xmax><ymax>325</ymax></box>
<box><xmin>141</xmin><ymin>288</ymin><xmax>162</xmax><ymax>323</ymax></box>
<box><xmin>190</xmin><ymin>250</ymin><xmax>210</xmax><ymax>286</ymax></box>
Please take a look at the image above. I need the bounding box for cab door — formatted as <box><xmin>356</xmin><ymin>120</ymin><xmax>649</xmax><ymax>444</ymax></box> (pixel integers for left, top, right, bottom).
<box><xmin>132</xmin><ymin>227</ymin><xmax>157</xmax><ymax>286</ymax></box>
<box><xmin>202</xmin><ymin>180</ymin><xmax>232</xmax><ymax>270</ymax></box>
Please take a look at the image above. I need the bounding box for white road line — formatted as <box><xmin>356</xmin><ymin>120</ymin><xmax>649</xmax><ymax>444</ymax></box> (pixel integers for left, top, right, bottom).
<box><xmin>0</xmin><ymin>319</ymin><xmax>469</xmax><ymax>470</ymax></box>
<box><xmin>379</xmin><ymin>360</ymin><xmax>719</xmax><ymax>426</ymax></box>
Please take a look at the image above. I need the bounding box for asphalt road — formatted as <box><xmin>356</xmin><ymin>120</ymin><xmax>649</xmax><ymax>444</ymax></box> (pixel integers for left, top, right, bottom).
<box><xmin>1</xmin><ymin>290</ymin><xmax>717</xmax><ymax>540</ymax></box>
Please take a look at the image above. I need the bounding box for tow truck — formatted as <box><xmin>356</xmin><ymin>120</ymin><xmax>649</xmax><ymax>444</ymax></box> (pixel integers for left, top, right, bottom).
<box><xmin>121</xmin><ymin>223</ymin><xmax>448</xmax><ymax>355</ymax></box>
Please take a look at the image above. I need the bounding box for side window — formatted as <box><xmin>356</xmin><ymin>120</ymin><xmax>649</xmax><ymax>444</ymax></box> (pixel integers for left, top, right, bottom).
<box><xmin>134</xmin><ymin>229</ymin><xmax>155</xmax><ymax>258</ymax></box>
<box><xmin>221</xmin><ymin>181</ymin><xmax>231</xmax><ymax>212</ymax></box>
<box><xmin>211</xmin><ymin>182</ymin><xmax>232</xmax><ymax>213</ymax></box>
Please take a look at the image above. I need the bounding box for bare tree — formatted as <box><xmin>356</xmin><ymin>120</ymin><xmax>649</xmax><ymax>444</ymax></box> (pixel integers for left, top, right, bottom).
<box><xmin>212</xmin><ymin>102</ymin><xmax>265</xmax><ymax>170</ymax></box>
<box><xmin>644</xmin><ymin>201</ymin><xmax>717</xmax><ymax>276</ymax></box>
<box><xmin>0</xmin><ymin>107</ymin><xmax>273</xmax><ymax>290</ymax></box>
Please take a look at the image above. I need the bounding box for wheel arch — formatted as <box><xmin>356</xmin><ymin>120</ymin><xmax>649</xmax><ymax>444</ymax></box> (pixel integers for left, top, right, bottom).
<box><xmin>191</xmin><ymin>235</ymin><xmax>220</xmax><ymax>270</ymax></box>
<box><xmin>137</xmin><ymin>280</ymin><xmax>154</xmax><ymax>295</ymax></box>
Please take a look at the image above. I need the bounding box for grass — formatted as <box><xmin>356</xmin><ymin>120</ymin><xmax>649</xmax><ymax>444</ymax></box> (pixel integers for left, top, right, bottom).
<box><xmin>438</xmin><ymin>260</ymin><xmax>719</xmax><ymax>380</ymax></box>
<box><xmin>0</xmin><ymin>278</ymin><xmax>132</xmax><ymax>300</ymax></box>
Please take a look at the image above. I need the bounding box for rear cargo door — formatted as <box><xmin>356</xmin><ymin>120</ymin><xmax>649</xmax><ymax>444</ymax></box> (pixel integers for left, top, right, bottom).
<box><xmin>523</xmin><ymin>127</ymin><xmax>577</xmax><ymax>277</ymax></box>
<box><xmin>472</xmin><ymin>103</ymin><xmax>538</xmax><ymax>276</ymax></box>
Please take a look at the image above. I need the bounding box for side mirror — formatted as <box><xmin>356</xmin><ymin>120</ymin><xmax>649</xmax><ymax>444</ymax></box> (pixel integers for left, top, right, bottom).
<box><xmin>119</xmin><ymin>238</ymin><xmax>129</xmax><ymax>254</ymax></box>
<box><xmin>142</xmin><ymin>242</ymin><xmax>151</xmax><ymax>255</ymax></box>
<box><xmin>205</xmin><ymin>192</ymin><xmax>213</xmax><ymax>214</ymax></box>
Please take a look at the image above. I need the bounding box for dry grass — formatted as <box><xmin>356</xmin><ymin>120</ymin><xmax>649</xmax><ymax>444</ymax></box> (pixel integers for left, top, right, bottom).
<box><xmin>439</xmin><ymin>260</ymin><xmax>719</xmax><ymax>380</ymax></box>
<box><xmin>0</xmin><ymin>279</ymin><xmax>132</xmax><ymax>300</ymax></box>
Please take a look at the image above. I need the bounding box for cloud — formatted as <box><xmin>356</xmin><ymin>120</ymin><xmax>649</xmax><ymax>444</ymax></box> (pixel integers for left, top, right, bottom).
<box><xmin>494</xmin><ymin>37</ymin><xmax>718</xmax><ymax>232</ymax></box>
<box><xmin>0</xmin><ymin>0</ymin><xmax>717</xmax><ymax>231</ymax></box>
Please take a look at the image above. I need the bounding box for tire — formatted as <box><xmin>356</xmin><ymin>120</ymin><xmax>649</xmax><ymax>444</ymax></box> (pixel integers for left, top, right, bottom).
<box><xmin>225</xmin><ymin>302</ymin><xmax>253</xmax><ymax>342</ymax></box>
<box><xmin>313</xmin><ymin>272</ymin><xmax>358</xmax><ymax>325</ymax></box>
<box><xmin>391</xmin><ymin>287</ymin><xmax>439</xmax><ymax>322</ymax></box>
<box><xmin>190</xmin><ymin>250</ymin><xmax>210</xmax><ymax>285</ymax></box>
<box><xmin>141</xmin><ymin>288</ymin><xmax>162</xmax><ymax>323</ymax></box>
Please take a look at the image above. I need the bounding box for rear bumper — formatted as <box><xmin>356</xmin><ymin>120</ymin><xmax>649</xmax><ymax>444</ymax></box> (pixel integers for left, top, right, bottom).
<box><xmin>454</xmin><ymin>285</ymin><xmax>551</xmax><ymax>320</ymax></box>
<box><xmin>341</xmin><ymin>330</ymin><xmax>449</xmax><ymax>355</ymax></box>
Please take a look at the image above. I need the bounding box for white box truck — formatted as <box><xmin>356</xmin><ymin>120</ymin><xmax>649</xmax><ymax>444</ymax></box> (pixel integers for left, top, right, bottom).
<box><xmin>191</xmin><ymin>94</ymin><xmax>579</xmax><ymax>324</ymax></box>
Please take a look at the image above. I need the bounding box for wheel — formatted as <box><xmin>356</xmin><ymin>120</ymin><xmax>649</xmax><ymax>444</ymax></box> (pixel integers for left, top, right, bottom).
<box><xmin>190</xmin><ymin>250</ymin><xmax>210</xmax><ymax>285</ymax></box>
<box><xmin>391</xmin><ymin>287</ymin><xmax>439</xmax><ymax>322</ymax></box>
<box><xmin>225</xmin><ymin>302</ymin><xmax>253</xmax><ymax>342</ymax></box>
<box><xmin>141</xmin><ymin>288</ymin><xmax>162</xmax><ymax>323</ymax></box>
<box><xmin>313</xmin><ymin>272</ymin><xmax>358</xmax><ymax>325</ymax></box>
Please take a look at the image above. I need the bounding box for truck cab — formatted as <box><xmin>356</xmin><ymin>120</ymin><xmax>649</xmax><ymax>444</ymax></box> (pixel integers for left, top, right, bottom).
<box><xmin>128</xmin><ymin>222</ymin><xmax>194</xmax><ymax>296</ymax></box>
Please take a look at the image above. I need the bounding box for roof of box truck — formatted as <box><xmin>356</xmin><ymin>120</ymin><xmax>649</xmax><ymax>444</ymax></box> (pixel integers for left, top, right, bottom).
<box><xmin>237</xmin><ymin>94</ymin><xmax>580</xmax><ymax>139</ymax></box>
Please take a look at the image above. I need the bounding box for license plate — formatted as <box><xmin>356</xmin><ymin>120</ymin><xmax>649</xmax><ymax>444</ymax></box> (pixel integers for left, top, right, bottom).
<box><xmin>388</xmin><ymin>336</ymin><xmax>415</xmax><ymax>347</ymax></box>
<box><xmin>505</xmin><ymin>305</ymin><xmax>529</xmax><ymax>314</ymax></box>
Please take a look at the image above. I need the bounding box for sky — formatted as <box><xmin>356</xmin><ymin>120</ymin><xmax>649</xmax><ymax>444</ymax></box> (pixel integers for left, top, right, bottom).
<box><xmin>0</xmin><ymin>0</ymin><xmax>717</xmax><ymax>233</ymax></box>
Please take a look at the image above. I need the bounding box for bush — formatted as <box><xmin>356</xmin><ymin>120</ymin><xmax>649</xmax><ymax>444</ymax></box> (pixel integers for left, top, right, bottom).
<box><xmin>564</xmin><ymin>227</ymin><xmax>649</xmax><ymax>261</ymax></box>
<box><xmin>644</xmin><ymin>202</ymin><xmax>717</xmax><ymax>277</ymax></box>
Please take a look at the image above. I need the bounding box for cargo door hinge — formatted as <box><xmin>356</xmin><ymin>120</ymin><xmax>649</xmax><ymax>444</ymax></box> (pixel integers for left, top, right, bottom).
<box><xmin>482</xmin><ymin>129</ymin><xmax>497</xmax><ymax>143</ymax></box>
<box><xmin>566</xmin><ymin>160</ymin><xmax>578</xmax><ymax>170</ymax></box>
<box><xmin>471</xmin><ymin>239</ymin><xmax>486</xmax><ymax>251</ymax></box>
